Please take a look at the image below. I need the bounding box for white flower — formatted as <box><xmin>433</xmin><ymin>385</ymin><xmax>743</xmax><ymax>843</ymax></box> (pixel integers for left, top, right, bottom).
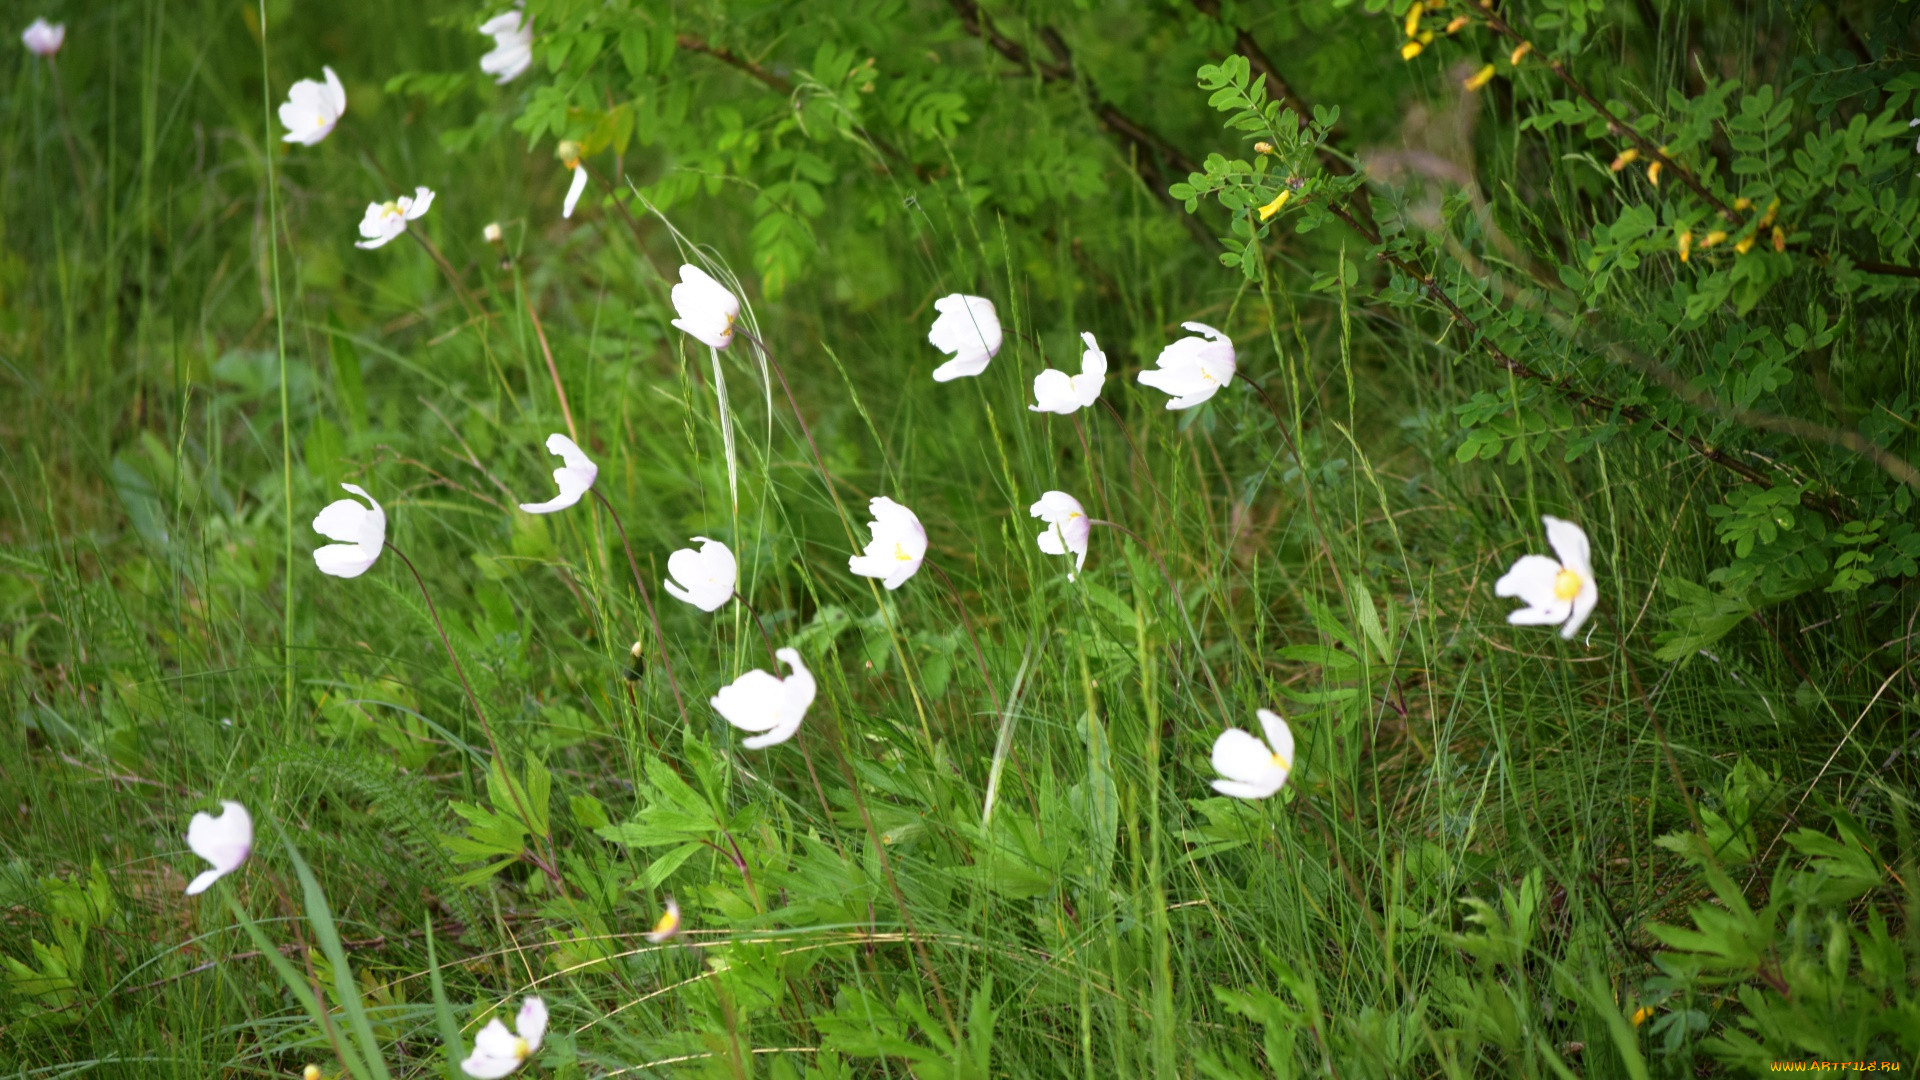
<box><xmin>460</xmin><ymin>997</ymin><xmax>547</xmax><ymax>1079</ymax></box>
<box><xmin>711</xmin><ymin>648</ymin><xmax>816</xmax><ymax>749</ymax></box>
<box><xmin>645</xmin><ymin>897</ymin><xmax>681</xmax><ymax>943</ymax></box>
<box><xmin>483</xmin><ymin>222</ymin><xmax>504</xmax><ymax>244</ymax></box>
<box><xmin>517</xmin><ymin>433</ymin><xmax>598</xmax><ymax>514</ymax></box>
<box><xmin>562</xmin><ymin>163</ymin><xmax>589</xmax><ymax>218</ymax></box>
<box><xmin>278</xmin><ymin>66</ymin><xmax>346</xmax><ymax>146</ymax></box>
<box><xmin>664</xmin><ymin>537</ymin><xmax>737</xmax><ymax>612</ymax></box>
<box><xmin>1030</xmin><ymin>332</ymin><xmax>1107</xmax><ymax>414</ymax></box>
<box><xmin>184</xmin><ymin>801</ymin><xmax>253</xmax><ymax>895</ymax></box>
<box><xmin>927</xmin><ymin>294</ymin><xmax>1003</xmax><ymax>382</ymax></box>
<box><xmin>848</xmin><ymin>496</ymin><xmax>926</xmax><ymax>590</ymax></box>
<box><xmin>1912</xmin><ymin>117</ymin><xmax>1919</xmax><ymax>154</ymax></box>
<box><xmin>312</xmin><ymin>483</ymin><xmax>386</xmax><ymax>579</ymax></box>
<box><xmin>478</xmin><ymin>10</ymin><xmax>533</xmax><ymax>85</ymax></box>
<box><xmin>1030</xmin><ymin>491</ymin><xmax>1090</xmax><ymax>579</ymax></box>
<box><xmin>669</xmin><ymin>264</ymin><xmax>740</xmax><ymax>350</ymax></box>
<box><xmin>354</xmin><ymin>187</ymin><xmax>434</xmax><ymax>250</ymax></box>
<box><xmin>1137</xmin><ymin>321</ymin><xmax>1236</xmax><ymax>409</ymax></box>
<box><xmin>1494</xmin><ymin>515</ymin><xmax>1599</xmax><ymax>640</ymax></box>
<box><xmin>1210</xmin><ymin>710</ymin><xmax>1294</xmax><ymax>800</ymax></box>
<box><xmin>21</xmin><ymin>18</ymin><xmax>64</xmax><ymax>57</ymax></box>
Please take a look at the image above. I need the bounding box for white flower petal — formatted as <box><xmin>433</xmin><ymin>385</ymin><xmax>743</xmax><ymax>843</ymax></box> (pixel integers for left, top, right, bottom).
<box><xmin>1210</xmin><ymin>728</ymin><xmax>1276</xmax><ymax>783</ymax></box>
<box><xmin>1029</xmin><ymin>368</ymin><xmax>1079</xmax><ymax>414</ymax></box>
<box><xmin>404</xmin><ymin>187</ymin><xmax>435</xmax><ymax>220</ymax></box>
<box><xmin>1256</xmin><ymin>709</ymin><xmax>1293</xmax><ymax>769</ymax></box>
<box><xmin>313</xmin><ymin>544</ymin><xmax>381</xmax><ymax>579</ymax></box>
<box><xmin>1211</xmin><ymin>777</ymin><xmax>1281</xmax><ymax>800</ymax></box>
<box><xmin>1564</xmin><ymin>580</ymin><xmax>1599</xmax><ymax>639</ymax></box>
<box><xmin>515</xmin><ymin>997</ymin><xmax>548</xmax><ymax>1052</ymax></box>
<box><xmin>479</xmin><ymin>11</ymin><xmax>534</xmax><ymax>84</ymax></box>
<box><xmin>562</xmin><ymin>165</ymin><xmax>589</xmax><ymax>219</ymax></box>
<box><xmin>1542</xmin><ymin>516</ymin><xmax>1592</xmax><ymax>580</ymax></box>
<box><xmin>518</xmin><ymin>433</ymin><xmax>597</xmax><ymax>514</ymax></box>
<box><xmin>1506</xmin><ymin>603</ymin><xmax>1573</xmax><ymax>626</ymax></box>
<box><xmin>1493</xmin><ymin>554</ymin><xmax>1563</xmax><ymax>609</ymax></box>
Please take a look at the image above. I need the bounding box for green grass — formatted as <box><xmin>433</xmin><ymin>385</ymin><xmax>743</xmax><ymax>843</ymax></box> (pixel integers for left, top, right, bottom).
<box><xmin>3</xmin><ymin>1</ymin><xmax>1917</xmax><ymax>1077</ymax></box>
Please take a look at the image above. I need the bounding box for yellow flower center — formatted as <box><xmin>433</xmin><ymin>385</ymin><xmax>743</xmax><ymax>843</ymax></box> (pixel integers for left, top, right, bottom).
<box><xmin>893</xmin><ymin>542</ymin><xmax>914</xmax><ymax>562</ymax></box>
<box><xmin>651</xmin><ymin>910</ymin><xmax>678</xmax><ymax>936</ymax></box>
<box><xmin>1552</xmin><ymin>568</ymin><xmax>1583</xmax><ymax>600</ymax></box>
<box><xmin>379</xmin><ymin>201</ymin><xmax>403</xmax><ymax>218</ymax></box>
<box><xmin>1270</xmin><ymin>752</ymin><xmax>1291</xmax><ymax>771</ymax></box>
<box><xmin>511</xmin><ymin>1036</ymin><xmax>530</xmax><ymax>1062</ymax></box>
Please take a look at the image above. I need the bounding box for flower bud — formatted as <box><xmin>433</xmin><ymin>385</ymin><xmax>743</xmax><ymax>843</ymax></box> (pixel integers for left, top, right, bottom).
<box><xmin>1508</xmin><ymin>41</ymin><xmax>1532</xmax><ymax>65</ymax></box>
<box><xmin>483</xmin><ymin>222</ymin><xmax>504</xmax><ymax>244</ymax></box>
<box><xmin>1401</xmin><ymin>40</ymin><xmax>1424</xmax><ymax>60</ymax></box>
<box><xmin>1609</xmin><ymin>148</ymin><xmax>1639</xmax><ymax>172</ymax></box>
<box><xmin>1463</xmin><ymin>64</ymin><xmax>1496</xmax><ymax>91</ymax></box>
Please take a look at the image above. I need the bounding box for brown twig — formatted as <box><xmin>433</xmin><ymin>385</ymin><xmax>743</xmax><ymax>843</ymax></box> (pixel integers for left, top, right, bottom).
<box><xmin>521</xmin><ymin>288</ymin><xmax>579</xmax><ymax>442</ymax></box>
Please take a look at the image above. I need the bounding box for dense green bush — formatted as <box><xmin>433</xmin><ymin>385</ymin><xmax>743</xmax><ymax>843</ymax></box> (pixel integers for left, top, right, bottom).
<box><xmin>3</xmin><ymin>0</ymin><xmax>1917</xmax><ymax>1076</ymax></box>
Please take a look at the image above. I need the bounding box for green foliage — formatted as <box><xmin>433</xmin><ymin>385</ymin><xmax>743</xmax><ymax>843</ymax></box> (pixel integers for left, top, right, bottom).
<box><xmin>4</xmin><ymin>0</ymin><xmax>1918</xmax><ymax>1075</ymax></box>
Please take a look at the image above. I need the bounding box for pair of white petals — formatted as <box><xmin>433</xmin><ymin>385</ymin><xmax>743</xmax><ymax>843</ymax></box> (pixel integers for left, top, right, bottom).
<box><xmin>355</xmin><ymin>187</ymin><xmax>434</xmax><ymax>250</ymax></box>
<box><xmin>479</xmin><ymin>10</ymin><xmax>533</xmax><ymax>85</ymax></box>
<box><xmin>1030</xmin><ymin>333</ymin><xmax>1108</xmax><ymax>414</ymax></box>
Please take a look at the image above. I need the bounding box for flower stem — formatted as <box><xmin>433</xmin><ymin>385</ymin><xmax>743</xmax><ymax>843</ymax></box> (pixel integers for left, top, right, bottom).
<box><xmin>407</xmin><ymin>229</ymin><xmax>487</xmax><ymax>324</ymax></box>
<box><xmin>590</xmin><ymin>488</ymin><xmax>689</xmax><ymax>724</ymax></box>
<box><xmin>732</xmin><ymin>591</ymin><xmax>780</xmax><ymax>667</ymax></box>
<box><xmin>521</xmin><ymin>289</ymin><xmax>579</xmax><ymax>442</ymax></box>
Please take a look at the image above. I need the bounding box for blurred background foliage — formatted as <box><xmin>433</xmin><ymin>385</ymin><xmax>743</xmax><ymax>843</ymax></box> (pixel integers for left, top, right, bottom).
<box><xmin>3</xmin><ymin>0</ymin><xmax>1919</xmax><ymax>1075</ymax></box>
